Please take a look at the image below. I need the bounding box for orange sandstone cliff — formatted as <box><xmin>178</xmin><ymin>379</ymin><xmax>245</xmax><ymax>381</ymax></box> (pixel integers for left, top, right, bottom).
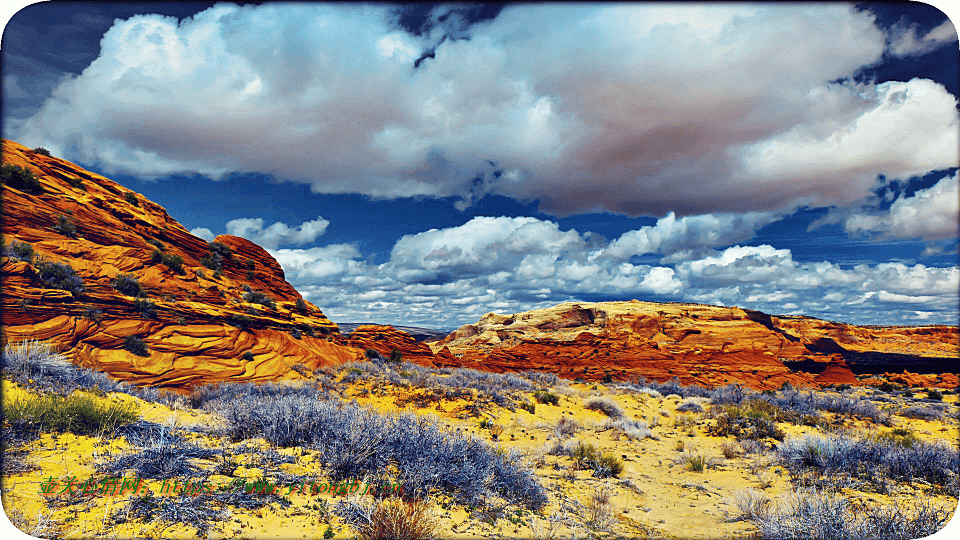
<box><xmin>430</xmin><ymin>302</ymin><xmax>958</xmax><ymax>390</ymax></box>
<box><xmin>1</xmin><ymin>139</ymin><xmax>366</xmax><ymax>390</ymax></box>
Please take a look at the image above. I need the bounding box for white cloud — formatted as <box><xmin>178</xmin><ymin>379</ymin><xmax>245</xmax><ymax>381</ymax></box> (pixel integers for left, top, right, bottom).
<box><xmin>249</xmin><ymin>215</ymin><xmax>960</xmax><ymax>328</ymax></box>
<box><xmin>889</xmin><ymin>19</ymin><xmax>958</xmax><ymax>57</ymax></box>
<box><xmin>844</xmin><ymin>172</ymin><xmax>959</xmax><ymax>241</ymax></box>
<box><xmin>14</xmin><ymin>4</ymin><xmax>956</xmax><ymax>216</ymax></box>
<box><xmin>189</xmin><ymin>227</ymin><xmax>215</xmax><ymax>241</ymax></box>
<box><xmin>225</xmin><ymin>215</ymin><xmax>329</xmax><ymax>249</ymax></box>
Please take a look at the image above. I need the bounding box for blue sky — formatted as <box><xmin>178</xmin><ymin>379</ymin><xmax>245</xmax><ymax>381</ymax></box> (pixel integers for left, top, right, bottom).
<box><xmin>2</xmin><ymin>2</ymin><xmax>958</xmax><ymax>329</ymax></box>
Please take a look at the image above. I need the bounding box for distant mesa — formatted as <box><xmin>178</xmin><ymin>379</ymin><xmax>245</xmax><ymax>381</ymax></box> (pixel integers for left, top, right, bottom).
<box><xmin>2</xmin><ymin>138</ymin><xmax>957</xmax><ymax>392</ymax></box>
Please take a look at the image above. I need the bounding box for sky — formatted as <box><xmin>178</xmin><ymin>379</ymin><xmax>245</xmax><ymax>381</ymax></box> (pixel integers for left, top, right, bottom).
<box><xmin>2</xmin><ymin>1</ymin><xmax>959</xmax><ymax>330</ymax></box>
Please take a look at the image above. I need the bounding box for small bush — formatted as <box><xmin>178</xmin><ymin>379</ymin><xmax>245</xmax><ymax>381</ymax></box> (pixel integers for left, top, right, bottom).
<box><xmin>585</xmin><ymin>485</ymin><xmax>615</xmax><ymax>529</ymax></box>
<box><xmin>112</xmin><ymin>273</ymin><xmax>145</xmax><ymax>297</ymax></box>
<box><xmin>133</xmin><ymin>298</ymin><xmax>157</xmax><ymax>319</ymax></box>
<box><xmin>554</xmin><ymin>417</ymin><xmax>579</xmax><ymax>439</ymax></box>
<box><xmin>295</xmin><ymin>297</ymin><xmax>308</xmax><ymax>313</ymax></box>
<box><xmin>388</xmin><ymin>349</ymin><xmax>403</xmax><ymax>364</ymax></box>
<box><xmin>355</xmin><ymin>498</ymin><xmax>439</xmax><ymax>540</ymax></box>
<box><xmin>54</xmin><ymin>215</ymin><xmax>77</xmax><ymax>238</ymax></box>
<box><xmin>32</xmin><ymin>147</ymin><xmax>51</xmax><ymax>156</ymax></box>
<box><xmin>229</xmin><ymin>314</ymin><xmax>252</xmax><ymax>330</ymax></box>
<box><xmin>0</xmin><ymin>163</ymin><xmax>44</xmax><ymax>194</ymax></box>
<box><xmin>738</xmin><ymin>487</ymin><xmax>951</xmax><ymax>540</ymax></box>
<box><xmin>34</xmin><ymin>257</ymin><xmax>85</xmax><ymax>297</ymax></box>
<box><xmin>124</xmin><ymin>192</ymin><xmax>139</xmax><ymax>206</ymax></box>
<box><xmin>104</xmin><ymin>422</ymin><xmax>215</xmax><ymax>478</ymax></box>
<box><xmin>676</xmin><ymin>398</ymin><xmax>704</xmax><ymax>413</ymax></box>
<box><xmin>365</xmin><ymin>348</ymin><xmax>383</xmax><ymax>360</ymax></box>
<box><xmin>683</xmin><ymin>452</ymin><xmax>707</xmax><ymax>472</ymax></box>
<box><xmin>242</xmin><ymin>290</ymin><xmax>276</xmax><ymax>309</ymax></box>
<box><xmin>3</xmin><ymin>391</ymin><xmax>138</xmax><ymax>436</ymax></box>
<box><xmin>147</xmin><ymin>238</ymin><xmax>165</xmax><ymax>251</ymax></box>
<box><xmin>721</xmin><ymin>440</ymin><xmax>742</xmax><ymax>459</ymax></box>
<box><xmin>534</xmin><ymin>390</ymin><xmax>560</xmax><ymax>405</ymax></box>
<box><xmin>902</xmin><ymin>404</ymin><xmax>944</xmax><ymax>421</ymax></box>
<box><xmin>926</xmin><ymin>389</ymin><xmax>943</xmax><ymax>401</ymax></box>
<box><xmin>150</xmin><ymin>249</ymin><xmax>184</xmax><ymax>274</ymax></box>
<box><xmin>290</xmin><ymin>328</ymin><xmax>302</xmax><ymax>340</ymax></box>
<box><xmin>584</xmin><ymin>396</ymin><xmax>625</xmax><ymax>418</ymax></box>
<box><xmin>124</xmin><ymin>336</ymin><xmax>150</xmax><ymax>357</ymax></box>
<box><xmin>519</xmin><ymin>402</ymin><xmax>536</xmax><ymax>414</ymax></box>
<box><xmin>8</xmin><ymin>240</ymin><xmax>34</xmax><ymax>262</ymax></box>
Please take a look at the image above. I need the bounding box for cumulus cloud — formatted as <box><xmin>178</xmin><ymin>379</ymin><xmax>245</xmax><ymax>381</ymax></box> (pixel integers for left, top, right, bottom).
<box><xmin>12</xmin><ymin>4</ymin><xmax>957</xmax><ymax>216</ymax></box>
<box><xmin>257</xmin><ymin>215</ymin><xmax>960</xmax><ymax>328</ymax></box>
<box><xmin>225</xmin><ymin>215</ymin><xmax>329</xmax><ymax>249</ymax></box>
<box><xmin>889</xmin><ymin>19</ymin><xmax>958</xmax><ymax>57</ymax></box>
<box><xmin>189</xmin><ymin>227</ymin><xmax>215</xmax><ymax>241</ymax></box>
<box><xmin>844</xmin><ymin>173</ymin><xmax>959</xmax><ymax>241</ymax></box>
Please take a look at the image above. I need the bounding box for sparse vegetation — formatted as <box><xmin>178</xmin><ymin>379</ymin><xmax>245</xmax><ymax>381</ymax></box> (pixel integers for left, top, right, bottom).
<box><xmin>34</xmin><ymin>257</ymin><xmax>85</xmax><ymax>297</ymax></box>
<box><xmin>1</xmin><ymin>163</ymin><xmax>44</xmax><ymax>194</ymax></box>
<box><xmin>7</xmin><ymin>239</ymin><xmax>34</xmax><ymax>262</ymax></box>
<box><xmin>243</xmin><ymin>290</ymin><xmax>276</xmax><ymax>309</ymax></box>
<box><xmin>3</xmin><ymin>390</ymin><xmax>138</xmax><ymax>436</ymax></box>
<box><xmin>229</xmin><ymin>314</ymin><xmax>252</xmax><ymax>329</ymax></box>
<box><xmin>54</xmin><ymin>214</ymin><xmax>78</xmax><ymax>238</ymax></box>
<box><xmin>124</xmin><ymin>335</ymin><xmax>150</xmax><ymax>357</ymax></box>
<box><xmin>584</xmin><ymin>396</ymin><xmax>624</xmax><ymax>418</ymax></box>
<box><xmin>388</xmin><ymin>348</ymin><xmax>403</xmax><ymax>364</ymax></box>
<box><xmin>133</xmin><ymin>298</ymin><xmax>157</xmax><ymax>319</ymax></box>
<box><xmin>112</xmin><ymin>273</ymin><xmax>145</xmax><ymax>297</ymax></box>
<box><xmin>125</xmin><ymin>191</ymin><xmax>139</xmax><ymax>206</ymax></box>
<box><xmin>295</xmin><ymin>297</ymin><xmax>309</xmax><ymax>312</ymax></box>
<box><xmin>353</xmin><ymin>498</ymin><xmax>439</xmax><ymax>540</ymax></box>
<box><xmin>534</xmin><ymin>390</ymin><xmax>560</xmax><ymax>405</ymax></box>
<box><xmin>32</xmin><ymin>146</ymin><xmax>51</xmax><ymax>156</ymax></box>
<box><xmin>151</xmin><ymin>249</ymin><xmax>184</xmax><ymax>274</ymax></box>
<box><xmin>735</xmin><ymin>487</ymin><xmax>951</xmax><ymax>540</ymax></box>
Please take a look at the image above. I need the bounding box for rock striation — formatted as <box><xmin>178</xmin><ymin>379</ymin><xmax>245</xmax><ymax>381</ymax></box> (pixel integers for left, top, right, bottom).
<box><xmin>2</xmin><ymin>139</ymin><xmax>365</xmax><ymax>390</ymax></box>
<box><xmin>430</xmin><ymin>301</ymin><xmax>958</xmax><ymax>390</ymax></box>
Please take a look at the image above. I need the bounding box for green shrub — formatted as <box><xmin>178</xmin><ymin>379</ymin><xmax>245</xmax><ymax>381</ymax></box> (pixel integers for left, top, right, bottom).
<box><xmin>34</xmin><ymin>257</ymin><xmax>85</xmax><ymax>297</ymax></box>
<box><xmin>290</xmin><ymin>328</ymin><xmax>302</xmax><ymax>340</ymax></box>
<box><xmin>519</xmin><ymin>402</ymin><xmax>536</xmax><ymax>414</ymax></box>
<box><xmin>927</xmin><ymin>389</ymin><xmax>943</xmax><ymax>401</ymax></box>
<box><xmin>295</xmin><ymin>297</ymin><xmax>308</xmax><ymax>313</ymax></box>
<box><xmin>32</xmin><ymin>147</ymin><xmax>51</xmax><ymax>156</ymax></box>
<box><xmin>365</xmin><ymin>348</ymin><xmax>383</xmax><ymax>360</ymax></box>
<box><xmin>242</xmin><ymin>352</ymin><xmax>255</xmax><ymax>362</ymax></box>
<box><xmin>112</xmin><ymin>273</ymin><xmax>145</xmax><ymax>297</ymax></box>
<box><xmin>209</xmin><ymin>241</ymin><xmax>232</xmax><ymax>259</ymax></box>
<box><xmin>54</xmin><ymin>214</ymin><xmax>78</xmax><ymax>238</ymax></box>
<box><xmin>229</xmin><ymin>314</ymin><xmax>252</xmax><ymax>330</ymax></box>
<box><xmin>0</xmin><ymin>163</ymin><xmax>44</xmax><ymax>194</ymax></box>
<box><xmin>150</xmin><ymin>249</ymin><xmax>184</xmax><ymax>274</ymax></box>
<box><xmin>66</xmin><ymin>175</ymin><xmax>85</xmax><ymax>190</ymax></box>
<box><xmin>147</xmin><ymin>238</ymin><xmax>165</xmax><ymax>251</ymax></box>
<box><xmin>124</xmin><ymin>336</ymin><xmax>150</xmax><ymax>357</ymax></box>
<box><xmin>242</xmin><ymin>290</ymin><xmax>276</xmax><ymax>309</ymax></box>
<box><xmin>244</xmin><ymin>258</ymin><xmax>255</xmax><ymax>270</ymax></box>
<box><xmin>388</xmin><ymin>349</ymin><xmax>403</xmax><ymax>364</ymax></box>
<box><xmin>8</xmin><ymin>240</ymin><xmax>34</xmax><ymax>262</ymax></box>
<box><xmin>684</xmin><ymin>453</ymin><xmax>707</xmax><ymax>472</ymax></box>
<box><xmin>133</xmin><ymin>298</ymin><xmax>157</xmax><ymax>319</ymax></box>
<box><xmin>533</xmin><ymin>390</ymin><xmax>559</xmax><ymax>405</ymax></box>
<box><xmin>878</xmin><ymin>381</ymin><xmax>896</xmax><ymax>392</ymax></box>
<box><xmin>3</xmin><ymin>391</ymin><xmax>138</xmax><ymax>436</ymax></box>
<box><xmin>125</xmin><ymin>192</ymin><xmax>139</xmax><ymax>206</ymax></box>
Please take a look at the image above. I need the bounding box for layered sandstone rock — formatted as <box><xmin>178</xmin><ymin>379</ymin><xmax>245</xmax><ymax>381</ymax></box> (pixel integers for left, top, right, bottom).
<box><xmin>431</xmin><ymin>301</ymin><xmax>958</xmax><ymax>390</ymax></box>
<box><xmin>1</xmin><ymin>139</ymin><xmax>365</xmax><ymax>390</ymax></box>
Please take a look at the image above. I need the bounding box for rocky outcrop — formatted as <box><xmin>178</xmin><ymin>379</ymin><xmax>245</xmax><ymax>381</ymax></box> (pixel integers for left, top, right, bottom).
<box><xmin>1</xmin><ymin>139</ymin><xmax>365</xmax><ymax>390</ymax></box>
<box><xmin>345</xmin><ymin>325</ymin><xmax>437</xmax><ymax>366</ymax></box>
<box><xmin>432</xmin><ymin>301</ymin><xmax>958</xmax><ymax>390</ymax></box>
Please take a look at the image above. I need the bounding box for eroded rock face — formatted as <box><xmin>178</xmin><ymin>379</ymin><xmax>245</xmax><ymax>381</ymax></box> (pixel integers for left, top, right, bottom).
<box><xmin>432</xmin><ymin>301</ymin><xmax>959</xmax><ymax>390</ymax></box>
<box><xmin>1</xmin><ymin>139</ymin><xmax>365</xmax><ymax>390</ymax></box>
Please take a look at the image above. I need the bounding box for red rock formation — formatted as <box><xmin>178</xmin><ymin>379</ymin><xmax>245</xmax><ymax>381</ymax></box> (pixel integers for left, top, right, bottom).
<box><xmin>345</xmin><ymin>324</ymin><xmax>437</xmax><ymax>366</ymax></box>
<box><xmin>1</xmin><ymin>139</ymin><xmax>365</xmax><ymax>390</ymax></box>
<box><xmin>432</xmin><ymin>302</ymin><xmax>956</xmax><ymax>390</ymax></box>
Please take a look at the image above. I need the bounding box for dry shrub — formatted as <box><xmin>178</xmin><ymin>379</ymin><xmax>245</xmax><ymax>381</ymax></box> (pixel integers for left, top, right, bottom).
<box><xmin>355</xmin><ymin>498</ymin><xmax>439</xmax><ymax>540</ymax></box>
<box><xmin>585</xmin><ymin>485</ymin><xmax>615</xmax><ymax>529</ymax></box>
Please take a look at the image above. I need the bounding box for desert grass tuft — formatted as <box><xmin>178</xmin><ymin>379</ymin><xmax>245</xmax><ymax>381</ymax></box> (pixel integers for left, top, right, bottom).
<box><xmin>354</xmin><ymin>498</ymin><xmax>439</xmax><ymax>540</ymax></box>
